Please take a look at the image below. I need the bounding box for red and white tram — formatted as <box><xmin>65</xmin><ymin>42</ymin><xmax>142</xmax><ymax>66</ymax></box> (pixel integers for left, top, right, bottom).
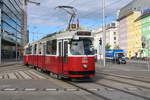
<box><xmin>23</xmin><ymin>27</ymin><xmax>95</xmax><ymax>79</ymax></box>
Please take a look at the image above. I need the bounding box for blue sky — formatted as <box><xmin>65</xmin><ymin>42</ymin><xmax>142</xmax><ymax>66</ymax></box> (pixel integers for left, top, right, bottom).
<box><xmin>27</xmin><ymin>0</ymin><xmax>132</xmax><ymax>42</ymax></box>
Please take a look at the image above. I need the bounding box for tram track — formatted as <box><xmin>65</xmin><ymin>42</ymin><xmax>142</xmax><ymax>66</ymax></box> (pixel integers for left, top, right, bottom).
<box><xmin>63</xmin><ymin>80</ymin><xmax>111</xmax><ymax>100</ymax></box>
<box><xmin>101</xmin><ymin>77</ymin><xmax>150</xmax><ymax>90</ymax></box>
<box><xmin>96</xmin><ymin>73</ymin><xmax>150</xmax><ymax>90</ymax></box>
<box><xmin>33</xmin><ymin>68</ymin><xmax>111</xmax><ymax>100</ymax></box>
<box><xmin>94</xmin><ymin>82</ymin><xmax>150</xmax><ymax>100</ymax></box>
<box><xmin>97</xmin><ymin>72</ymin><xmax>150</xmax><ymax>83</ymax></box>
<box><xmin>15</xmin><ymin>65</ymin><xmax>150</xmax><ymax>100</ymax></box>
<box><xmin>63</xmin><ymin>79</ymin><xmax>150</xmax><ymax>100</ymax></box>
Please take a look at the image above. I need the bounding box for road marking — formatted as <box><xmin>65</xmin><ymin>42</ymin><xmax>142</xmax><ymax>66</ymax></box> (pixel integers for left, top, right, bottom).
<box><xmin>45</xmin><ymin>88</ymin><xmax>58</xmax><ymax>91</ymax></box>
<box><xmin>88</xmin><ymin>88</ymin><xmax>100</xmax><ymax>91</ymax></box>
<box><xmin>18</xmin><ymin>71</ymin><xmax>32</xmax><ymax>79</ymax></box>
<box><xmin>3</xmin><ymin>74</ymin><xmax>9</xmax><ymax>79</ymax></box>
<box><xmin>14</xmin><ymin>72</ymin><xmax>22</xmax><ymax>79</ymax></box>
<box><xmin>24</xmin><ymin>88</ymin><xmax>37</xmax><ymax>91</ymax></box>
<box><xmin>28</xmin><ymin>70</ymin><xmax>46</xmax><ymax>79</ymax></box>
<box><xmin>3</xmin><ymin>88</ymin><xmax>16</xmax><ymax>91</ymax></box>
<box><xmin>23</xmin><ymin>71</ymin><xmax>37</xmax><ymax>79</ymax></box>
<box><xmin>8</xmin><ymin>73</ymin><xmax>17</xmax><ymax>79</ymax></box>
<box><xmin>0</xmin><ymin>88</ymin><xmax>103</xmax><ymax>92</ymax></box>
<box><xmin>64</xmin><ymin>88</ymin><xmax>79</xmax><ymax>91</ymax></box>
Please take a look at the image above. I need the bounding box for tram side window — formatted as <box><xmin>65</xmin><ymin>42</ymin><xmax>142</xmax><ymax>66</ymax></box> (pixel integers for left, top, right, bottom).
<box><xmin>46</xmin><ymin>40</ymin><xmax>57</xmax><ymax>55</ymax></box>
<box><xmin>38</xmin><ymin>43</ymin><xmax>42</xmax><ymax>54</ymax></box>
<box><xmin>43</xmin><ymin>43</ymin><xmax>46</xmax><ymax>55</ymax></box>
<box><xmin>46</xmin><ymin>41</ymin><xmax>52</xmax><ymax>54</ymax></box>
<box><xmin>64</xmin><ymin>41</ymin><xmax>68</xmax><ymax>57</ymax></box>
<box><xmin>25</xmin><ymin>46</ymin><xmax>32</xmax><ymax>54</ymax></box>
<box><xmin>52</xmin><ymin>40</ymin><xmax>57</xmax><ymax>55</ymax></box>
<box><xmin>33</xmin><ymin>44</ymin><xmax>37</xmax><ymax>54</ymax></box>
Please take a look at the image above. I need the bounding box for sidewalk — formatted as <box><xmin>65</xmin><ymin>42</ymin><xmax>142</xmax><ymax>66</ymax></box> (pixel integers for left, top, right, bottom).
<box><xmin>0</xmin><ymin>60</ymin><xmax>23</xmax><ymax>67</ymax></box>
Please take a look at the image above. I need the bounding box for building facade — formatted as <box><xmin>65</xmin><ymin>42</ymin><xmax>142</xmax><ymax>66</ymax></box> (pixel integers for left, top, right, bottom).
<box><xmin>126</xmin><ymin>11</ymin><xmax>141</xmax><ymax>57</ymax></box>
<box><xmin>118</xmin><ymin>15</ymin><xmax>128</xmax><ymax>52</ymax></box>
<box><xmin>92</xmin><ymin>22</ymin><xmax>119</xmax><ymax>59</ymax></box>
<box><xmin>0</xmin><ymin>0</ymin><xmax>28</xmax><ymax>63</ymax></box>
<box><xmin>105</xmin><ymin>22</ymin><xmax>119</xmax><ymax>49</ymax></box>
<box><xmin>117</xmin><ymin>0</ymin><xmax>150</xmax><ymax>58</ymax></box>
<box><xmin>138</xmin><ymin>12</ymin><xmax>150</xmax><ymax>57</ymax></box>
<box><xmin>92</xmin><ymin>28</ymin><xmax>102</xmax><ymax>58</ymax></box>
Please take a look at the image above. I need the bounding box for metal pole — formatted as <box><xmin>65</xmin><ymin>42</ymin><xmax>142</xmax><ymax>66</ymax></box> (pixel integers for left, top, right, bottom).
<box><xmin>148</xmin><ymin>40</ymin><xmax>150</xmax><ymax>71</ymax></box>
<box><xmin>0</xmin><ymin>9</ymin><xmax>1</xmax><ymax>64</ymax></box>
<box><xmin>102</xmin><ymin>0</ymin><xmax>106</xmax><ymax>67</ymax></box>
<box><xmin>16</xmin><ymin>32</ymin><xmax>18</xmax><ymax>61</ymax></box>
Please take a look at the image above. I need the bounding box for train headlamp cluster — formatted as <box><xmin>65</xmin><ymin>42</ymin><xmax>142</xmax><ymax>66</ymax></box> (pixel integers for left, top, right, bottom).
<box><xmin>83</xmin><ymin>64</ymin><xmax>88</xmax><ymax>69</ymax></box>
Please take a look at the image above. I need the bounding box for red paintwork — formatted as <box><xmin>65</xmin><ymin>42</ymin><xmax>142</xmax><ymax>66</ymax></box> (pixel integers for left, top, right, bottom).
<box><xmin>23</xmin><ymin>55</ymin><xmax>95</xmax><ymax>78</ymax></box>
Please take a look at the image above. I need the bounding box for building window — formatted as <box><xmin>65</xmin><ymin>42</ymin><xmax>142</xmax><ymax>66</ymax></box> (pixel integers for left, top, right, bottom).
<box><xmin>114</xmin><ymin>32</ymin><xmax>116</xmax><ymax>35</ymax></box>
<box><xmin>114</xmin><ymin>37</ymin><xmax>116</xmax><ymax>40</ymax></box>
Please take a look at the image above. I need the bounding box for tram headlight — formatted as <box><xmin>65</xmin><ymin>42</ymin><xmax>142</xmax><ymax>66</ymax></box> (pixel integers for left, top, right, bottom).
<box><xmin>83</xmin><ymin>64</ymin><xmax>88</xmax><ymax>69</ymax></box>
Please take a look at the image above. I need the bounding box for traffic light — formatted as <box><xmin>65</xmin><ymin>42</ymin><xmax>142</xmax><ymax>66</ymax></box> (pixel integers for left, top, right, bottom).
<box><xmin>142</xmin><ymin>42</ymin><xmax>146</xmax><ymax>48</ymax></box>
<box><xmin>99</xmin><ymin>38</ymin><xmax>102</xmax><ymax>45</ymax></box>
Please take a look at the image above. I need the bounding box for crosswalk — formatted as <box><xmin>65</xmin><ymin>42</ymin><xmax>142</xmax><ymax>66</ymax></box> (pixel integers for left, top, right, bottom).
<box><xmin>0</xmin><ymin>70</ymin><xmax>47</xmax><ymax>80</ymax></box>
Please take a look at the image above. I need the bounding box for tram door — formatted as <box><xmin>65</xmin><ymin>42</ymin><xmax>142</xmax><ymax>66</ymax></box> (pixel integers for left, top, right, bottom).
<box><xmin>58</xmin><ymin>40</ymin><xmax>68</xmax><ymax>74</ymax></box>
<box><xmin>43</xmin><ymin>43</ymin><xmax>46</xmax><ymax>69</ymax></box>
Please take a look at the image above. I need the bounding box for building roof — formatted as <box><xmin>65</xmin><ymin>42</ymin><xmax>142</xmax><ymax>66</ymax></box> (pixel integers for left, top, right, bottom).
<box><xmin>135</xmin><ymin>12</ymin><xmax>150</xmax><ymax>21</ymax></box>
<box><xmin>118</xmin><ymin>0</ymin><xmax>150</xmax><ymax>20</ymax></box>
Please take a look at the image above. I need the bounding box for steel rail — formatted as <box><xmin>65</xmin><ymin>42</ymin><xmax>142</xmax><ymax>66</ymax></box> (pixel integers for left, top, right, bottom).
<box><xmin>95</xmin><ymin>82</ymin><xmax>150</xmax><ymax>100</ymax></box>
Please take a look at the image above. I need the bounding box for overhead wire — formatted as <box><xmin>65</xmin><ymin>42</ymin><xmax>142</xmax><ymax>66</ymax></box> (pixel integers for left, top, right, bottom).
<box><xmin>82</xmin><ymin>0</ymin><xmax>132</xmax><ymax>17</ymax></box>
<box><xmin>73</xmin><ymin>0</ymin><xmax>132</xmax><ymax>29</ymax></box>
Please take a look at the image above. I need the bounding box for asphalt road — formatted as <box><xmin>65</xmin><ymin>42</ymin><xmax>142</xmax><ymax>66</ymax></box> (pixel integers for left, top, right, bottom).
<box><xmin>0</xmin><ymin>63</ymin><xmax>150</xmax><ymax>100</ymax></box>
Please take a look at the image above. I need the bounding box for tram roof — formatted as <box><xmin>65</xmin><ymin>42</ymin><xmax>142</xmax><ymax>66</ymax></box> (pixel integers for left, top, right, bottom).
<box><xmin>24</xmin><ymin>27</ymin><xmax>92</xmax><ymax>48</ymax></box>
<box><xmin>41</xmin><ymin>27</ymin><xmax>91</xmax><ymax>40</ymax></box>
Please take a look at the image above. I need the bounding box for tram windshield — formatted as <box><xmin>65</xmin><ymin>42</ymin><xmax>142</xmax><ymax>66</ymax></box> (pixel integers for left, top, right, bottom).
<box><xmin>70</xmin><ymin>39</ymin><xmax>94</xmax><ymax>55</ymax></box>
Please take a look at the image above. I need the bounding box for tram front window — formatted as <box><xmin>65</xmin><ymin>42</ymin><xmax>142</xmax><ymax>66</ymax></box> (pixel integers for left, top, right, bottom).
<box><xmin>70</xmin><ymin>39</ymin><xmax>94</xmax><ymax>55</ymax></box>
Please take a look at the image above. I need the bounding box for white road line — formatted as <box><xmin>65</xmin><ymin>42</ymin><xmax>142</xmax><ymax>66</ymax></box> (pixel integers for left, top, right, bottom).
<box><xmin>3</xmin><ymin>88</ymin><xmax>16</xmax><ymax>91</ymax></box>
<box><xmin>28</xmin><ymin>70</ymin><xmax>46</xmax><ymax>79</ymax></box>
<box><xmin>65</xmin><ymin>88</ymin><xmax>79</xmax><ymax>91</ymax></box>
<box><xmin>45</xmin><ymin>88</ymin><xmax>58</xmax><ymax>91</ymax></box>
<box><xmin>8</xmin><ymin>73</ymin><xmax>17</xmax><ymax>79</ymax></box>
<box><xmin>18</xmin><ymin>71</ymin><xmax>32</xmax><ymax>79</ymax></box>
<box><xmin>24</xmin><ymin>88</ymin><xmax>37</xmax><ymax>91</ymax></box>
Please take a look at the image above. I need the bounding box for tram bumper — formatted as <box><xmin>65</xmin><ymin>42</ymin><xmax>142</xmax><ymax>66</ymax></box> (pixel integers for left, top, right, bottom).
<box><xmin>68</xmin><ymin>71</ymin><xmax>95</xmax><ymax>78</ymax></box>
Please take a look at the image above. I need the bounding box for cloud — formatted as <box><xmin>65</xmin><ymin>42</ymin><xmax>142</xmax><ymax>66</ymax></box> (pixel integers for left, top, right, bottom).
<box><xmin>28</xmin><ymin>0</ymin><xmax>132</xmax><ymax>27</ymax></box>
